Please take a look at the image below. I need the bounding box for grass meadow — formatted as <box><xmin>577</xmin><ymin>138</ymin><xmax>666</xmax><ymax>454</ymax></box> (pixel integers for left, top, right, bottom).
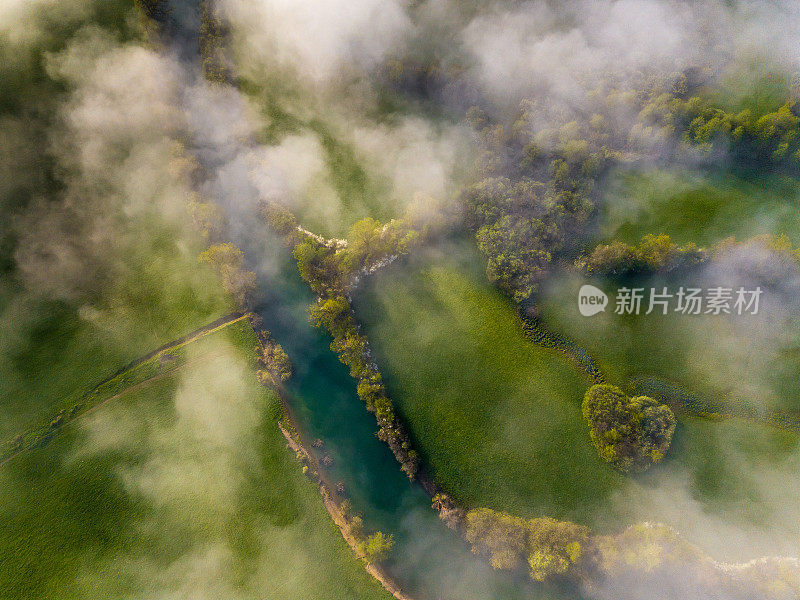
<box><xmin>538</xmin><ymin>269</ymin><xmax>800</xmax><ymax>418</ymax></box>
<box><xmin>355</xmin><ymin>241</ymin><xmax>626</xmax><ymax>523</ymax></box>
<box><xmin>0</xmin><ymin>249</ymin><xmax>231</xmax><ymax>442</ymax></box>
<box><xmin>0</xmin><ymin>321</ymin><xmax>391</xmax><ymax>600</ymax></box>
<box><xmin>599</xmin><ymin>168</ymin><xmax>800</xmax><ymax>246</ymax></box>
<box><xmin>355</xmin><ymin>241</ymin><xmax>800</xmax><ymax>560</ymax></box>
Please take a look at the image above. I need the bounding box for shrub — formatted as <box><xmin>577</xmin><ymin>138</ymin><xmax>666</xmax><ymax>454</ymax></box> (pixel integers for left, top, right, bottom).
<box><xmin>465</xmin><ymin>508</ymin><xmax>528</xmax><ymax>570</ymax></box>
<box><xmin>526</xmin><ymin>517</ymin><xmax>589</xmax><ymax>581</ymax></box>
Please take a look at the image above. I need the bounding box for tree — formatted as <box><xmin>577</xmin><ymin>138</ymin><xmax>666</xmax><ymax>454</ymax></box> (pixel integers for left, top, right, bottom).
<box><xmin>198</xmin><ymin>243</ymin><xmax>257</xmax><ymax>309</ymax></box>
<box><xmin>187</xmin><ymin>197</ymin><xmax>223</xmax><ymax>242</ymax></box>
<box><xmin>293</xmin><ymin>238</ymin><xmax>343</xmax><ymax>295</ymax></box>
<box><xmin>259</xmin><ymin>201</ymin><xmax>298</xmax><ymax>241</ymax></box>
<box><xmin>582</xmin><ymin>234</ymin><xmax>707</xmax><ymax>277</ymax></box>
<box><xmin>309</xmin><ymin>296</ymin><xmax>352</xmax><ymax>336</ymax></box>
<box><xmin>257</xmin><ymin>337</ymin><xmax>292</xmax><ymax>384</ymax></box>
<box><xmin>582</xmin><ymin>384</ymin><xmax>676</xmax><ymax>472</ymax></box>
<box><xmin>359</xmin><ymin>531</ymin><xmax>394</xmax><ymax>564</ymax></box>
<box><xmin>526</xmin><ymin>517</ymin><xmax>588</xmax><ymax>581</ymax></box>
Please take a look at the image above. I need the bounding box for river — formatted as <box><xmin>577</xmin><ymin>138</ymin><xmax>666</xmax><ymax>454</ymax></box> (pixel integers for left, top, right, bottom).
<box><xmin>162</xmin><ymin>1</ymin><xmax>578</xmax><ymax>597</ymax></box>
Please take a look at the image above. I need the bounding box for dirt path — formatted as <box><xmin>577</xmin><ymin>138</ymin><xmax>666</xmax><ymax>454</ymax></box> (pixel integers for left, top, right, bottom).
<box><xmin>0</xmin><ymin>313</ymin><xmax>248</xmax><ymax>468</ymax></box>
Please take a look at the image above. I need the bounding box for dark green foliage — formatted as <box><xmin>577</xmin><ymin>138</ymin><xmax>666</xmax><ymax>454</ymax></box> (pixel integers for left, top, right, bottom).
<box><xmin>134</xmin><ymin>0</ymin><xmax>170</xmax><ymax>24</ymax></box>
<box><xmin>582</xmin><ymin>384</ymin><xmax>676</xmax><ymax>472</ymax></box>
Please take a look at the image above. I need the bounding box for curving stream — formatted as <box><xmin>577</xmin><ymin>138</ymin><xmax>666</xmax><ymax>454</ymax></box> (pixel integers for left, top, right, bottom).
<box><xmin>250</xmin><ymin>242</ymin><xmax>573</xmax><ymax>600</ymax></box>
<box><xmin>160</xmin><ymin>2</ymin><xmax>579</xmax><ymax>597</ymax></box>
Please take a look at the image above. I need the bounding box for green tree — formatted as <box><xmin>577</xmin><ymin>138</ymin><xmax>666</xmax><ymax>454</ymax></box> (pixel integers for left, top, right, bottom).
<box><xmin>526</xmin><ymin>517</ymin><xmax>588</xmax><ymax>581</ymax></box>
<box><xmin>465</xmin><ymin>508</ymin><xmax>528</xmax><ymax>570</ymax></box>
<box><xmin>259</xmin><ymin>201</ymin><xmax>298</xmax><ymax>240</ymax></box>
<box><xmin>582</xmin><ymin>384</ymin><xmax>676</xmax><ymax>472</ymax></box>
<box><xmin>359</xmin><ymin>532</ymin><xmax>394</xmax><ymax>564</ymax></box>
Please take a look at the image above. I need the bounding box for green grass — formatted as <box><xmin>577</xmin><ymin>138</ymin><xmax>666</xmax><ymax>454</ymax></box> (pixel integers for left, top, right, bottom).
<box><xmin>0</xmin><ymin>0</ymin><xmax>233</xmax><ymax>441</ymax></box>
<box><xmin>0</xmin><ymin>322</ymin><xmax>391</xmax><ymax>600</ymax></box>
<box><xmin>355</xmin><ymin>242</ymin><xmax>625</xmax><ymax>523</ymax></box>
<box><xmin>602</xmin><ymin>414</ymin><xmax>800</xmax><ymax>561</ymax></box>
<box><xmin>538</xmin><ymin>271</ymin><xmax>800</xmax><ymax>417</ymax></box>
<box><xmin>0</xmin><ymin>249</ymin><xmax>231</xmax><ymax>442</ymax></box>
<box><xmin>535</xmin><ymin>269</ymin><xmax>800</xmax><ymax>557</ymax></box>
<box><xmin>600</xmin><ymin>168</ymin><xmax>800</xmax><ymax>246</ymax></box>
<box><xmin>355</xmin><ymin>243</ymin><xmax>800</xmax><ymax>560</ymax></box>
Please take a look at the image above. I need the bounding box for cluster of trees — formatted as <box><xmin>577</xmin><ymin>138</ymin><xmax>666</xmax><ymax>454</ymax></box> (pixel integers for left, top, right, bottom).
<box><xmin>464</xmin><ymin>508</ymin><xmax>589</xmax><ymax>582</ymax></box>
<box><xmin>714</xmin><ymin>233</ymin><xmax>800</xmax><ymax>263</ymax></box>
<box><xmin>581</xmin><ymin>232</ymin><xmax>800</xmax><ymax>279</ymax></box>
<box><xmin>582</xmin><ymin>384</ymin><xmax>676</xmax><ymax>473</ymax></box>
<box><xmin>463</xmin><ymin>69</ymin><xmax>800</xmax><ymax>303</ymax></box>
<box><xmin>261</xmin><ymin>203</ymin><xmax>422</xmax><ymax>478</ymax></box>
<box><xmin>340</xmin><ymin>501</ymin><xmax>395</xmax><ymax>565</ymax></box>
<box><xmin>290</xmin><ymin>216</ymin><xmax>419</xmax><ymax>297</ymax></box>
<box><xmin>587</xmin><ymin>522</ymin><xmax>800</xmax><ymax>599</ymax></box>
<box><xmin>641</xmin><ymin>91</ymin><xmax>800</xmax><ymax>166</ymax></box>
<box><xmin>462</xmin><ymin>123</ymin><xmax>599</xmax><ymax>302</ymax></box>
<box><xmin>198</xmin><ymin>243</ymin><xmax>257</xmax><ymax>309</ymax></box>
<box><xmin>462</xmin><ymin>505</ymin><xmax>800</xmax><ymax>594</ymax></box>
<box><xmin>578</xmin><ymin>234</ymin><xmax>707</xmax><ymax>277</ymax></box>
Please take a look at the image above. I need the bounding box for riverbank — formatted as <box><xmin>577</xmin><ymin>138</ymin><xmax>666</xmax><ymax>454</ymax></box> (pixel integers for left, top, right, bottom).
<box><xmin>278</xmin><ymin>420</ymin><xmax>414</xmax><ymax>600</ymax></box>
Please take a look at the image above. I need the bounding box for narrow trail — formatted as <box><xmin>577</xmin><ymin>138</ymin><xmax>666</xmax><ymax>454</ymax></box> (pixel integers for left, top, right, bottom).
<box><xmin>97</xmin><ymin>312</ymin><xmax>247</xmax><ymax>385</ymax></box>
<box><xmin>0</xmin><ymin>312</ymin><xmax>247</xmax><ymax>468</ymax></box>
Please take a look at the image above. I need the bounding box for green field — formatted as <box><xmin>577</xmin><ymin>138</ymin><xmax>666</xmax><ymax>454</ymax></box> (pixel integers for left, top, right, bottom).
<box><xmin>355</xmin><ymin>242</ymin><xmax>626</xmax><ymax>523</ymax></box>
<box><xmin>538</xmin><ymin>270</ymin><xmax>800</xmax><ymax>417</ymax></box>
<box><xmin>599</xmin><ymin>168</ymin><xmax>800</xmax><ymax>246</ymax></box>
<box><xmin>0</xmin><ymin>0</ymin><xmax>233</xmax><ymax>442</ymax></box>
<box><xmin>532</xmin><ymin>269</ymin><xmax>800</xmax><ymax>557</ymax></box>
<box><xmin>355</xmin><ymin>242</ymin><xmax>800</xmax><ymax>559</ymax></box>
<box><xmin>0</xmin><ymin>322</ymin><xmax>391</xmax><ymax>600</ymax></box>
<box><xmin>0</xmin><ymin>244</ymin><xmax>231</xmax><ymax>442</ymax></box>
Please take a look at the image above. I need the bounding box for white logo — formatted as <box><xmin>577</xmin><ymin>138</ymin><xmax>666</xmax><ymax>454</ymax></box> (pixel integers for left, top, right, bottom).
<box><xmin>578</xmin><ymin>285</ymin><xmax>608</xmax><ymax>317</ymax></box>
